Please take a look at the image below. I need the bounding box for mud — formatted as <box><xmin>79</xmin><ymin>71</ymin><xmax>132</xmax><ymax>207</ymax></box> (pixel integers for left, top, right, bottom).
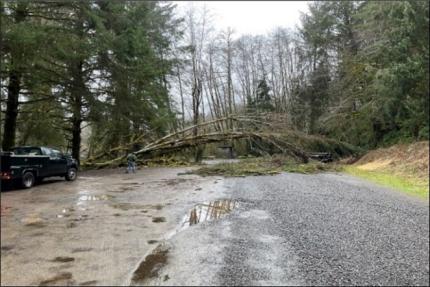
<box><xmin>131</xmin><ymin>245</ymin><xmax>169</xmax><ymax>284</ymax></box>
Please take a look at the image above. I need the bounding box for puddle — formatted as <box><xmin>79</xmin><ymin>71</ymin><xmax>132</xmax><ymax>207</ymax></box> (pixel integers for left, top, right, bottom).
<box><xmin>51</xmin><ymin>256</ymin><xmax>75</xmax><ymax>263</ymax></box>
<box><xmin>131</xmin><ymin>245</ymin><xmax>169</xmax><ymax>284</ymax></box>
<box><xmin>57</xmin><ymin>208</ymin><xmax>74</xmax><ymax>219</ymax></box>
<box><xmin>66</xmin><ymin>222</ymin><xmax>77</xmax><ymax>228</ymax></box>
<box><xmin>79</xmin><ymin>280</ymin><xmax>98</xmax><ymax>286</ymax></box>
<box><xmin>76</xmin><ymin>194</ymin><xmax>115</xmax><ymax>207</ymax></box>
<box><xmin>162</xmin><ymin>178</ymin><xmax>188</xmax><ymax>186</ymax></box>
<box><xmin>79</xmin><ymin>176</ymin><xmax>98</xmax><ymax>180</ymax></box>
<box><xmin>152</xmin><ymin>217</ymin><xmax>166</xmax><ymax>223</ymax></box>
<box><xmin>1</xmin><ymin>245</ymin><xmax>14</xmax><ymax>252</ymax></box>
<box><xmin>71</xmin><ymin>247</ymin><xmax>93</xmax><ymax>253</ymax></box>
<box><xmin>78</xmin><ymin>194</ymin><xmax>114</xmax><ymax>202</ymax></box>
<box><xmin>111</xmin><ymin>187</ymin><xmax>133</xmax><ymax>193</ymax></box>
<box><xmin>38</xmin><ymin>272</ymin><xmax>74</xmax><ymax>286</ymax></box>
<box><xmin>110</xmin><ymin>203</ymin><xmax>146</xmax><ymax>211</ymax></box>
<box><xmin>182</xmin><ymin>199</ymin><xmax>237</xmax><ymax>228</ymax></box>
<box><xmin>152</xmin><ymin>204</ymin><xmax>164</xmax><ymax>210</ymax></box>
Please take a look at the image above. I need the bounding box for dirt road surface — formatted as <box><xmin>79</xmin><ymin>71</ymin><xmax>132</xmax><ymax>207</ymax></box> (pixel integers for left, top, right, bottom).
<box><xmin>1</xmin><ymin>166</ymin><xmax>428</xmax><ymax>286</ymax></box>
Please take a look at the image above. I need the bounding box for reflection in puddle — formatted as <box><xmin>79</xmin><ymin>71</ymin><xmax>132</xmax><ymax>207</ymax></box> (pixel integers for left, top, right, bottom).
<box><xmin>77</xmin><ymin>194</ymin><xmax>114</xmax><ymax>206</ymax></box>
<box><xmin>57</xmin><ymin>208</ymin><xmax>74</xmax><ymax>218</ymax></box>
<box><xmin>183</xmin><ymin>199</ymin><xmax>237</xmax><ymax>227</ymax></box>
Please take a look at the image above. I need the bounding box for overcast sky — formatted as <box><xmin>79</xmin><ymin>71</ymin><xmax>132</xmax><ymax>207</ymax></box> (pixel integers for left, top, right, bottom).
<box><xmin>173</xmin><ymin>1</ymin><xmax>309</xmax><ymax>36</ymax></box>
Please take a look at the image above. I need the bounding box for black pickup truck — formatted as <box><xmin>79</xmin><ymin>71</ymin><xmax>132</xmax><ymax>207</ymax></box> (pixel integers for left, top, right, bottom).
<box><xmin>0</xmin><ymin>146</ymin><xmax>78</xmax><ymax>189</ymax></box>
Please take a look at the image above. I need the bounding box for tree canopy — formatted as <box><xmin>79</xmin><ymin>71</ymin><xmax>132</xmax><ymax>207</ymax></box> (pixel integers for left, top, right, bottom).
<box><xmin>1</xmin><ymin>1</ymin><xmax>428</xmax><ymax>160</ymax></box>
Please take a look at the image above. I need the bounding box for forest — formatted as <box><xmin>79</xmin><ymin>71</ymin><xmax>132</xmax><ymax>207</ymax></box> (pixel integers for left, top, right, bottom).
<box><xmin>1</xmin><ymin>1</ymin><xmax>429</xmax><ymax>164</ymax></box>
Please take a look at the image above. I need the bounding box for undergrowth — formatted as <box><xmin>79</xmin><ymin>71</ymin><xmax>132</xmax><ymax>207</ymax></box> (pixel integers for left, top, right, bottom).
<box><xmin>188</xmin><ymin>156</ymin><xmax>340</xmax><ymax>177</ymax></box>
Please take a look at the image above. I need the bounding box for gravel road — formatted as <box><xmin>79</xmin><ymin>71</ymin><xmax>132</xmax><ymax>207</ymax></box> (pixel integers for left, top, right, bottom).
<box><xmin>1</xmin><ymin>168</ymin><xmax>428</xmax><ymax>286</ymax></box>
<box><xmin>143</xmin><ymin>172</ymin><xmax>429</xmax><ymax>286</ymax></box>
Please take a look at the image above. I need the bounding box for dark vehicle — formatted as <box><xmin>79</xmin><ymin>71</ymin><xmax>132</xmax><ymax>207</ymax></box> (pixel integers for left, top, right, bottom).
<box><xmin>0</xmin><ymin>146</ymin><xmax>78</xmax><ymax>189</ymax></box>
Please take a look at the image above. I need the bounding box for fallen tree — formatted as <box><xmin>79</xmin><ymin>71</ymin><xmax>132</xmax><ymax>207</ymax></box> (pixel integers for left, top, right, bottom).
<box><xmin>82</xmin><ymin>115</ymin><xmax>360</xmax><ymax>169</ymax></box>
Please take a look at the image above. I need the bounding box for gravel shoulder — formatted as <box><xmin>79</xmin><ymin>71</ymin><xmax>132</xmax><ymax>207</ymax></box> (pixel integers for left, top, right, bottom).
<box><xmin>142</xmin><ymin>172</ymin><xmax>429</xmax><ymax>286</ymax></box>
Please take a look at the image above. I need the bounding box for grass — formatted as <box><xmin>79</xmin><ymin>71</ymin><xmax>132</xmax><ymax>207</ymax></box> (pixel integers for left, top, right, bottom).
<box><xmin>343</xmin><ymin>166</ymin><xmax>429</xmax><ymax>199</ymax></box>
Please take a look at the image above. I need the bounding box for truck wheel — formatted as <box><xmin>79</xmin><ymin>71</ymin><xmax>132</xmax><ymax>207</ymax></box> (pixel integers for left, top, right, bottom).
<box><xmin>65</xmin><ymin>168</ymin><xmax>77</xmax><ymax>181</ymax></box>
<box><xmin>22</xmin><ymin>172</ymin><xmax>35</xmax><ymax>188</ymax></box>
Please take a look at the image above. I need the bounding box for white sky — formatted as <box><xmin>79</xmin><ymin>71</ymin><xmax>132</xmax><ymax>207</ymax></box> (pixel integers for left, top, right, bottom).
<box><xmin>173</xmin><ymin>1</ymin><xmax>310</xmax><ymax>36</ymax></box>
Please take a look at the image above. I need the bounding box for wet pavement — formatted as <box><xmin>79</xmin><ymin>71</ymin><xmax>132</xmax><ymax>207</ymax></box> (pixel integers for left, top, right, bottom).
<box><xmin>1</xmin><ymin>166</ymin><xmax>429</xmax><ymax>286</ymax></box>
<box><xmin>1</xmin><ymin>166</ymin><xmax>227</xmax><ymax>286</ymax></box>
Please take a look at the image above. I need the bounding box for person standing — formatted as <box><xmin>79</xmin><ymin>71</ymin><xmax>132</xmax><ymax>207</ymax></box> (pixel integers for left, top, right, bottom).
<box><xmin>126</xmin><ymin>152</ymin><xmax>137</xmax><ymax>173</ymax></box>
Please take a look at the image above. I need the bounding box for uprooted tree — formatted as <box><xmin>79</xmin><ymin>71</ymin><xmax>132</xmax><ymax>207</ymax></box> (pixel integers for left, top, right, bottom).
<box><xmin>82</xmin><ymin>114</ymin><xmax>360</xmax><ymax>168</ymax></box>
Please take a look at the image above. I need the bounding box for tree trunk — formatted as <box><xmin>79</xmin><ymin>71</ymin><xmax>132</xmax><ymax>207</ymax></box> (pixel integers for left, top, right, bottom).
<box><xmin>1</xmin><ymin>3</ymin><xmax>27</xmax><ymax>151</ymax></box>
<box><xmin>2</xmin><ymin>71</ymin><xmax>21</xmax><ymax>151</ymax></box>
<box><xmin>70</xmin><ymin>60</ymin><xmax>84</xmax><ymax>163</ymax></box>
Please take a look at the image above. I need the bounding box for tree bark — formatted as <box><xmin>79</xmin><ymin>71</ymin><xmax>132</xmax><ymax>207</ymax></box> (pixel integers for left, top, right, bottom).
<box><xmin>2</xmin><ymin>3</ymin><xmax>27</xmax><ymax>151</ymax></box>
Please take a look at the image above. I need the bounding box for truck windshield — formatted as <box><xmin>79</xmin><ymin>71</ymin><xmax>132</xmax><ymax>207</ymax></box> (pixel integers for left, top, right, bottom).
<box><xmin>12</xmin><ymin>147</ymin><xmax>42</xmax><ymax>155</ymax></box>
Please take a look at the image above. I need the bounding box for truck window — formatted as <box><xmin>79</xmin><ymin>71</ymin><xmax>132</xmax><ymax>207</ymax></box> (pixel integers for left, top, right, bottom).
<box><xmin>13</xmin><ymin>147</ymin><xmax>42</xmax><ymax>155</ymax></box>
<box><xmin>52</xmin><ymin>149</ymin><xmax>62</xmax><ymax>158</ymax></box>
<box><xmin>41</xmin><ymin>147</ymin><xmax>52</xmax><ymax>156</ymax></box>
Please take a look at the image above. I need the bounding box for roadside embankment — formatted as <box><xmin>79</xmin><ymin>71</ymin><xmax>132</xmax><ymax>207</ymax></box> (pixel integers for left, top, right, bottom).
<box><xmin>343</xmin><ymin>141</ymin><xmax>429</xmax><ymax>199</ymax></box>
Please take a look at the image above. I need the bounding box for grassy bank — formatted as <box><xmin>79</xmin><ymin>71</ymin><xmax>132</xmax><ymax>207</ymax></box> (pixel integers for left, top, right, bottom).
<box><xmin>344</xmin><ymin>141</ymin><xmax>429</xmax><ymax>200</ymax></box>
<box><xmin>343</xmin><ymin>166</ymin><xmax>429</xmax><ymax>199</ymax></box>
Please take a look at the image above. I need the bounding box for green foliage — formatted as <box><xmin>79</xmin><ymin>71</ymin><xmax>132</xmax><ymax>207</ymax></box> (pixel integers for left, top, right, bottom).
<box><xmin>291</xmin><ymin>1</ymin><xmax>429</xmax><ymax>148</ymax></box>
<box><xmin>247</xmin><ymin>78</ymin><xmax>274</xmax><ymax>113</ymax></box>
<box><xmin>1</xmin><ymin>1</ymin><xmax>181</xmax><ymax>158</ymax></box>
<box><xmin>17</xmin><ymin>99</ymin><xmax>66</xmax><ymax>148</ymax></box>
<box><xmin>87</xmin><ymin>1</ymin><xmax>181</xmax><ymax>156</ymax></box>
